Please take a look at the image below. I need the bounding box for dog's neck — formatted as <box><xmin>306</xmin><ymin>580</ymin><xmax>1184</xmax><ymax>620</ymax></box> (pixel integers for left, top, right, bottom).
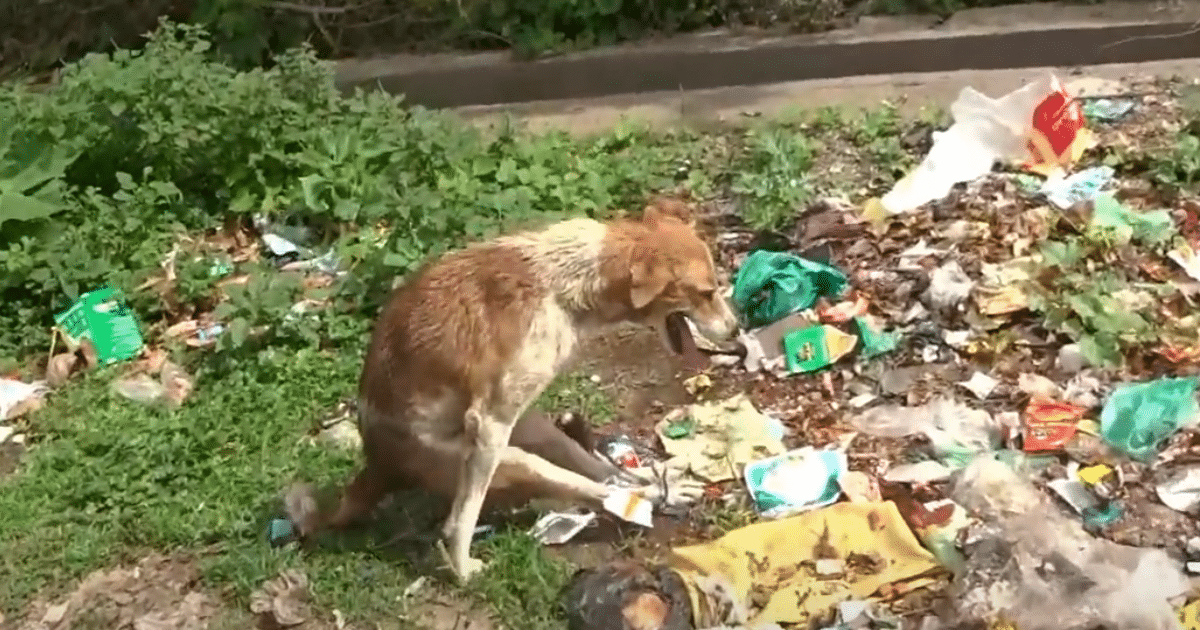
<box><xmin>496</xmin><ymin>218</ymin><xmax>639</xmax><ymax>326</ymax></box>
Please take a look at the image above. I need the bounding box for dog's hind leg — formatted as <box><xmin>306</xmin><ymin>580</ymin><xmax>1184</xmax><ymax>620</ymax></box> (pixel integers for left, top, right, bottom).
<box><xmin>510</xmin><ymin>411</ymin><xmax>623</xmax><ymax>483</ymax></box>
<box><xmin>439</xmin><ymin>401</ymin><xmax>515</xmax><ymax>583</ymax></box>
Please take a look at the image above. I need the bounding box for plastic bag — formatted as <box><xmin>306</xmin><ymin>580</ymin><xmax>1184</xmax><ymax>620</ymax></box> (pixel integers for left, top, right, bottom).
<box><xmin>881</xmin><ymin>74</ymin><xmax>1089</xmax><ymax>214</ymax></box>
<box><xmin>731</xmin><ymin>250</ymin><xmax>848</xmax><ymax>329</ymax></box>
<box><xmin>948</xmin><ymin>454</ymin><xmax>1190</xmax><ymax>630</ymax></box>
<box><xmin>851</xmin><ymin>398</ymin><xmax>1002</xmax><ymax>467</ymax></box>
<box><xmin>1100</xmin><ymin>376</ymin><xmax>1200</xmax><ymax>461</ymax></box>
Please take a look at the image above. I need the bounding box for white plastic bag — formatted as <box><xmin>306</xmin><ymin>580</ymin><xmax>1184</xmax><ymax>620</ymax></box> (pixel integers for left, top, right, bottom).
<box><xmin>882</xmin><ymin>74</ymin><xmax>1086</xmax><ymax>214</ymax></box>
<box><xmin>949</xmin><ymin>455</ymin><xmax>1190</xmax><ymax>630</ymax></box>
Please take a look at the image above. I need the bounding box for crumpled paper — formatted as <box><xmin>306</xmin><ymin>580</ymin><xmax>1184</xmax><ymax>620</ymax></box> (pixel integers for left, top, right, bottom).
<box><xmin>656</xmin><ymin>394</ymin><xmax>785</xmax><ymax>483</ymax></box>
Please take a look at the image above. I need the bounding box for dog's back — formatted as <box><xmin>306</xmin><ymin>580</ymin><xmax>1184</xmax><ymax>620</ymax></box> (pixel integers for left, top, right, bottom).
<box><xmin>357</xmin><ymin>218</ymin><xmax>608</xmax><ymax>446</ymax></box>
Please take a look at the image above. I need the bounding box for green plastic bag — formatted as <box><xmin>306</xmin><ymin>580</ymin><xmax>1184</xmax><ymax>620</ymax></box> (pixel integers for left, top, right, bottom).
<box><xmin>1100</xmin><ymin>377</ymin><xmax>1200</xmax><ymax>461</ymax></box>
<box><xmin>1088</xmin><ymin>193</ymin><xmax>1175</xmax><ymax>245</ymax></box>
<box><xmin>732</xmin><ymin>250</ymin><xmax>848</xmax><ymax>329</ymax></box>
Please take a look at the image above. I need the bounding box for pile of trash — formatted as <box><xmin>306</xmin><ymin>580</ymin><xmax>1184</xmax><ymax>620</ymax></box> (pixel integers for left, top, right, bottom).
<box><xmin>551</xmin><ymin>74</ymin><xmax>1200</xmax><ymax>630</ymax></box>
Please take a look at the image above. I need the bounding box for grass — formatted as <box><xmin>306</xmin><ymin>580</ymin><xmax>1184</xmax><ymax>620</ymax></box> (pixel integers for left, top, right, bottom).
<box><xmin>535</xmin><ymin>371</ymin><xmax>618</xmax><ymax>426</ymax></box>
<box><xmin>3</xmin><ymin>36</ymin><xmax>1196</xmax><ymax>628</ymax></box>
<box><xmin>0</xmin><ymin>346</ymin><xmax>587</xmax><ymax>627</ymax></box>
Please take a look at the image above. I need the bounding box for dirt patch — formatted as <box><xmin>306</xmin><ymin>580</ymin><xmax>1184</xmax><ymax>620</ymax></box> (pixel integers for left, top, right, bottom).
<box><xmin>571</xmin><ymin>326</ymin><xmax>693</xmax><ymax>425</ymax></box>
<box><xmin>15</xmin><ymin>554</ymin><xmax>233</xmax><ymax>630</ymax></box>
<box><xmin>0</xmin><ymin>441</ymin><xmax>24</xmax><ymax>478</ymax></box>
<box><xmin>410</xmin><ymin>591</ymin><xmax>498</xmax><ymax>630</ymax></box>
<box><xmin>14</xmin><ymin>554</ymin><xmax>352</xmax><ymax>630</ymax></box>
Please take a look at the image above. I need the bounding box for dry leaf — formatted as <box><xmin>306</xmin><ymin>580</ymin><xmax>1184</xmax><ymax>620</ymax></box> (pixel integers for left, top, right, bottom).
<box><xmin>249</xmin><ymin>569</ymin><xmax>311</xmax><ymax>627</ymax></box>
<box><xmin>160</xmin><ymin>361</ymin><xmax>194</xmax><ymax>408</ymax></box>
<box><xmin>46</xmin><ymin>353</ymin><xmax>80</xmax><ymax>388</ymax></box>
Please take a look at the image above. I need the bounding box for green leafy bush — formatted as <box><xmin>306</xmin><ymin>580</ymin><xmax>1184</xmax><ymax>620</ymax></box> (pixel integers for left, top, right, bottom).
<box><xmin>0</xmin><ymin>20</ymin><xmax>703</xmax><ymax>361</ymax></box>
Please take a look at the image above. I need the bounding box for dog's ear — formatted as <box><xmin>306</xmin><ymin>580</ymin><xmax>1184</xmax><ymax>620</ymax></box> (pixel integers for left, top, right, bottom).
<box><xmin>642</xmin><ymin>197</ymin><xmax>695</xmax><ymax>228</ymax></box>
<box><xmin>629</xmin><ymin>249</ymin><xmax>671</xmax><ymax>310</ymax></box>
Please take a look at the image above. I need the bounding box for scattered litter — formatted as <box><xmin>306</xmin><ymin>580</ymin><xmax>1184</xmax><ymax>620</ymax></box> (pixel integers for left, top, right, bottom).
<box><xmin>851</xmin><ymin>398</ymin><xmax>1001</xmax><ymax>468</ymax></box>
<box><xmin>1155</xmin><ymin>466</ymin><xmax>1200</xmax><ymax>515</ymax></box>
<box><xmin>854</xmin><ymin>315</ymin><xmax>899</xmax><ymax>358</ymax></box>
<box><xmin>1087</xmin><ymin>193</ymin><xmax>1176</xmax><ymax>245</ymax></box>
<box><xmin>164</xmin><ymin>319</ymin><xmax>226</xmax><ymax>347</ymax></box>
<box><xmin>683</xmin><ymin>373</ymin><xmax>712</xmax><ymax>396</ymax></box>
<box><xmin>112</xmin><ymin>360</ymin><xmax>194</xmax><ymax>408</ymax></box>
<box><xmin>743</xmin><ymin>447</ymin><xmax>846</xmax><ymax>517</ymax></box>
<box><xmin>249</xmin><ymin>569</ymin><xmax>311</xmax><ymax>627</ymax></box>
<box><xmin>112</xmin><ymin>373</ymin><xmax>165</xmax><ymax>405</ymax></box>
<box><xmin>0</xmin><ymin>425</ymin><xmax>14</xmax><ymax>444</ymax></box>
<box><xmin>818</xmin><ymin>294</ymin><xmax>869</xmax><ymax>323</ymax></box>
<box><xmin>732</xmin><ymin>250</ymin><xmax>848</xmax><ymax>328</ymax></box>
<box><xmin>958</xmin><ymin>372</ymin><xmax>999</xmax><ymax>400</ymax></box>
<box><xmin>1063</xmin><ymin>371</ymin><xmax>1106</xmax><ymax>409</ymax></box>
<box><xmin>1100</xmin><ymin>376</ymin><xmax>1200</xmax><ymax>461</ymax></box>
<box><xmin>782</xmin><ymin>325</ymin><xmax>858</xmax><ymax>373</ymax></box>
<box><xmin>53</xmin><ymin>286</ymin><xmax>145</xmax><ymax>366</ymax></box>
<box><xmin>884</xmin><ymin>460</ymin><xmax>954</xmax><ymax>484</ymax></box>
<box><xmin>670</xmin><ymin>502</ymin><xmax>941</xmax><ymax>626</ymax></box>
<box><xmin>837</xmin><ymin>470</ymin><xmax>881</xmax><ymax>503</ymax></box>
<box><xmin>317</xmin><ymin>418</ymin><xmax>361</xmax><ymax>451</ymax></box>
<box><xmin>1081</xmin><ymin>98</ymin><xmax>1136</xmax><ymax>122</ymax></box>
<box><xmin>879</xmin><ymin>74</ymin><xmax>1088</xmax><ymax>214</ymax></box>
<box><xmin>942</xmin><ymin>329</ymin><xmax>971</xmax><ymax>348</ymax></box>
<box><xmin>602</xmin><ymin>488</ymin><xmax>654</xmax><ymax>528</ymax></box>
<box><xmin>262</xmin><ymin>233</ymin><xmax>301</xmax><ymax>258</ymax></box>
<box><xmin>1022</xmin><ymin>400</ymin><xmax>1086</xmax><ymax>452</ymax></box>
<box><xmin>603</xmin><ymin>435</ymin><xmax>642</xmax><ymax>469</ymax></box>
<box><xmin>267</xmin><ymin>517</ymin><xmax>296</xmax><ymax>547</ymax></box>
<box><xmin>907</xmin><ymin>498</ymin><xmax>972</xmax><ymax>577</ymax></box>
<box><xmin>818</xmin><ymin>600</ymin><xmax>905</xmax><ymax>630</ymax></box>
<box><xmin>1076</xmin><ymin>464</ymin><xmax>1113</xmax><ymax>486</ymax></box>
<box><xmin>1017</xmin><ymin>373</ymin><xmax>1062</xmax><ymax>402</ymax></box>
<box><xmin>926</xmin><ymin>260</ymin><xmax>974</xmax><ymax>309</ymax></box>
<box><xmin>1040</xmin><ymin>165</ymin><xmax>1113</xmax><ymax>209</ymax></box>
<box><xmin>1169</xmin><ymin>243</ymin><xmax>1200</xmax><ymax>282</ymax></box>
<box><xmin>530</xmin><ymin>511</ymin><xmax>597</xmax><ymax>545</ymax></box>
<box><xmin>1057</xmin><ymin>343</ymin><xmax>1087</xmax><ymax>374</ymax></box>
<box><xmin>560</xmin><ymin>560</ymin><xmax>694</xmax><ymax>630</ymax></box>
<box><xmin>951</xmin><ymin>455</ymin><xmax>1190</xmax><ymax>629</ymax></box>
<box><xmin>1046</xmin><ymin>478</ymin><xmax>1121</xmax><ymax>528</ymax></box>
<box><xmin>0</xmin><ymin>378</ymin><xmax>47</xmax><ymax>420</ymax></box>
<box><xmin>848</xmin><ymin>393</ymin><xmax>876</xmax><ymax>408</ymax></box>
<box><xmin>656</xmin><ymin>395</ymin><xmax>785</xmax><ymax>482</ymax></box>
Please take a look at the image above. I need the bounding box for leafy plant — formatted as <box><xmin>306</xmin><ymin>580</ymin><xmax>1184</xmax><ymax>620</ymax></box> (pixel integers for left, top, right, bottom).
<box><xmin>0</xmin><ymin>127</ymin><xmax>81</xmax><ymax>229</ymax></box>
<box><xmin>0</xmin><ymin>20</ymin><xmax>713</xmax><ymax>360</ymax></box>
<box><xmin>1028</xmin><ymin>232</ymin><xmax>1175</xmax><ymax>367</ymax></box>
<box><xmin>1149</xmin><ymin>132</ymin><xmax>1200</xmax><ymax>195</ymax></box>
<box><xmin>732</xmin><ymin>126</ymin><xmax>816</xmax><ymax>230</ymax></box>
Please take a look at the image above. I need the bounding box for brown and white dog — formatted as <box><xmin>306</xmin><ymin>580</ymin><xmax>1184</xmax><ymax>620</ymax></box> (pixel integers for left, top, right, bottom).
<box><xmin>288</xmin><ymin>197</ymin><xmax>739</xmax><ymax>582</ymax></box>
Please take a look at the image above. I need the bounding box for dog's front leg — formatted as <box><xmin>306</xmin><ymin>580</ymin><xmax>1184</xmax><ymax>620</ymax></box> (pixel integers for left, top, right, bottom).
<box><xmin>439</xmin><ymin>403</ymin><xmax>513</xmax><ymax>583</ymax></box>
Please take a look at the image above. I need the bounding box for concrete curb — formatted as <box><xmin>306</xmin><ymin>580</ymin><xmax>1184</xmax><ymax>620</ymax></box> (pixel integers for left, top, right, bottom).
<box><xmin>334</xmin><ymin>2</ymin><xmax>1200</xmax><ymax>109</ymax></box>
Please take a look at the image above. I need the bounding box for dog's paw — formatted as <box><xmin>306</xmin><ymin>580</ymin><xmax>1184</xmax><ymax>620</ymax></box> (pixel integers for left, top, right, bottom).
<box><xmin>455</xmin><ymin>556</ymin><xmax>486</xmax><ymax>582</ymax></box>
<box><xmin>436</xmin><ymin>539</ymin><xmax>487</xmax><ymax>584</ymax></box>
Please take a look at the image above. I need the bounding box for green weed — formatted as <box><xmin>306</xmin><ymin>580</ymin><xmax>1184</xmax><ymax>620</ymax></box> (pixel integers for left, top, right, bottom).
<box><xmin>537</xmin><ymin>372</ymin><xmax>618</xmax><ymax>426</ymax></box>
<box><xmin>731</xmin><ymin>125</ymin><xmax>817</xmax><ymax>230</ymax></box>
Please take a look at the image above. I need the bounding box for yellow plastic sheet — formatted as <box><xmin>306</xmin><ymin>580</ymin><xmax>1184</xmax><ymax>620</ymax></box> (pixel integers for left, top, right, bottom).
<box><xmin>1179</xmin><ymin>596</ymin><xmax>1200</xmax><ymax>630</ymax></box>
<box><xmin>669</xmin><ymin>501</ymin><xmax>943</xmax><ymax>626</ymax></box>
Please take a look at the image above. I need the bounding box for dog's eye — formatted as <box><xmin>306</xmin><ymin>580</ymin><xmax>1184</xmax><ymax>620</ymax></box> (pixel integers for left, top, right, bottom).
<box><xmin>698</xmin><ymin>289</ymin><xmax>715</xmax><ymax>301</ymax></box>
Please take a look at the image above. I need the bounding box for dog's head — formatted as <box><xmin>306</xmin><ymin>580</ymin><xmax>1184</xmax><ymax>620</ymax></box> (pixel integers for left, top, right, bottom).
<box><xmin>625</xmin><ymin>197</ymin><xmax>739</xmax><ymax>350</ymax></box>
